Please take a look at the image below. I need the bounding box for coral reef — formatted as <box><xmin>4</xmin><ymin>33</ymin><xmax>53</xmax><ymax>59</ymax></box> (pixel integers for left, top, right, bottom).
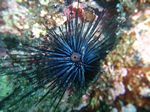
<box><xmin>0</xmin><ymin>0</ymin><xmax>150</xmax><ymax>112</ymax></box>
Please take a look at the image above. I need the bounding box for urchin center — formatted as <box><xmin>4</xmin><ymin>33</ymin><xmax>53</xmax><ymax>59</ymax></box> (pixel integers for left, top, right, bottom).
<box><xmin>71</xmin><ymin>52</ymin><xmax>81</xmax><ymax>62</ymax></box>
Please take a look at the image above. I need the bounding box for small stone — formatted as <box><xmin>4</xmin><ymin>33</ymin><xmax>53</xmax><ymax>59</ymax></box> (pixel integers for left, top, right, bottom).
<box><xmin>39</xmin><ymin>0</ymin><xmax>49</xmax><ymax>6</ymax></box>
<box><xmin>120</xmin><ymin>68</ymin><xmax>128</xmax><ymax>77</ymax></box>
<box><xmin>139</xmin><ymin>87</ymin><xmax>150</xmax><ymax>97</ymax></box>
<box><xmin>82</xmin><ymin>94</ymin><xmax>89</xmax><ymax>104</ymax></box>
<box><xmin>52</xmin><ymin>13</ymin><xmax>67</xmax><ymax>26</ymax></box>
<box><xmin>122</xmin><ymin>104</ymin><xmax>137</xmax><ymax>112</ymax></box>
<box><xmin>111</xmin><ymin>108</ymin><xmax>118</xmax><ymax>112</ymax></box>
<box><xmin>31</xmin><ymin>23</ymin><xmax>46</xmax><ymax>38</ymax></box>
<box><xmin>40</xmin><ymin>10</ymin><xmax>48</xmax><ymax>17</ymax></box>
<box><xmin>83</xmin><ymin>10</ymin><xmax>96</xmax><ymax>22</ymax></box>
<box><xmin>59</xmin><ymin>0</ymin><xmax>64</xmax><ymax>4</ymax></box>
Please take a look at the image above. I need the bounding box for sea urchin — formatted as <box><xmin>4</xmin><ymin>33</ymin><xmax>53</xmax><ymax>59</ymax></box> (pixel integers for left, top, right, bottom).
<box><xmin>0</xmin><ymin>1</ymin><xmax>121</xmax><ymax>111</ymax></box>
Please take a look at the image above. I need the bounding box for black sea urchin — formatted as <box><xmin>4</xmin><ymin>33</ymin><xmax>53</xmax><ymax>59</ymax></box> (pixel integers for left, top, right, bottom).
<box><xmin>0</xmin><ymin>1</ymin><xmax>121</xmax><ymax>111</ymax></box>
